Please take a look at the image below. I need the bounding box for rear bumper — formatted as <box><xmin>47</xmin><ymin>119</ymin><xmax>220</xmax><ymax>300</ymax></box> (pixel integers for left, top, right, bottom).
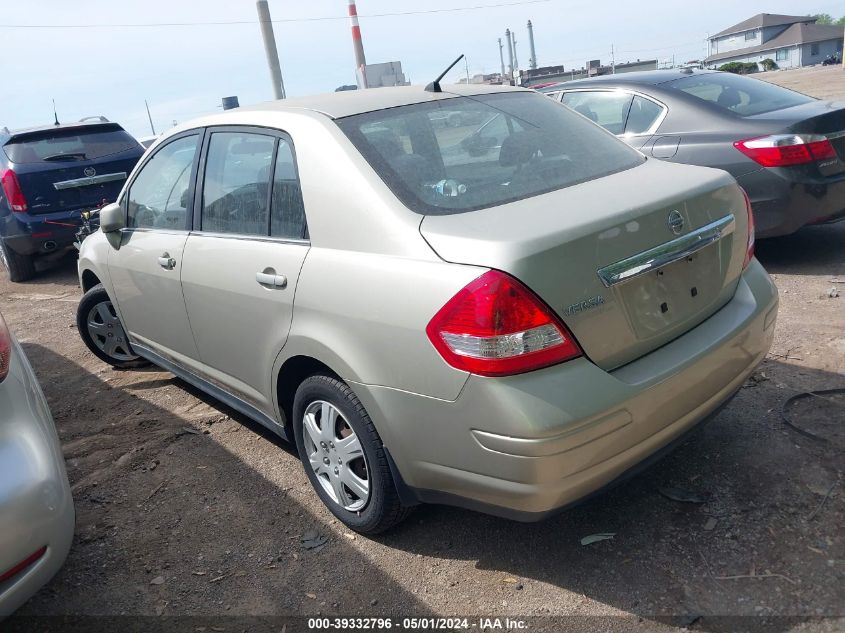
<box><xmin>1</xmin><ymin>210</ymin><xmax>83</xmax><ymax>256</ymax></box>
<box><xmin>352</xmin><ymin>259</ymin><xmax>778</xmax><ymax>519</ymax></box>
<box><xmin>0</xmin><ymin>339</ymin><xmax>74</xmax><ymax>617</ymax></box>
<box><xmin>738</xmin><ymin>167</ymin><xmax>845</xmax><ymax>238</ymax></box>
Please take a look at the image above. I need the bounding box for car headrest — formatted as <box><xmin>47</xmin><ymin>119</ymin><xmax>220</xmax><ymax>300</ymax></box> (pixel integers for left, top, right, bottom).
<box><xmin>499</xmin><ymin>130</ymin><xmax>562</xmax><ymax>167</ymax></box>
<box><xmin>716</xmin><ymin>87</ymin><xmax>742</xmax><ymax>108</ymax></box>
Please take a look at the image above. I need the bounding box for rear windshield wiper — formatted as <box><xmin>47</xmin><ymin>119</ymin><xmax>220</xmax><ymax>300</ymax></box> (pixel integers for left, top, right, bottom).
<box><xmin>41</xmin><ymin>152</ymin><xmax>87</xmax><ymax>161</ymax></box>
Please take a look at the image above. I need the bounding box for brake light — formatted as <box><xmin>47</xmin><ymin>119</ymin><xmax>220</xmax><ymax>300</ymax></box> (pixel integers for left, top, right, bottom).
<box><xmin>0</xmin><ymin>169</ymin><xmax>27</xmax><ymax>212</ymax></box>
<box><xmin>734</xmin><ymin>134</ymin><xmax>837</xmax><ymax>167</ymax></box>
<box><xmin>0</xmin><ymin>313</ymin><xmax>11</xmax><ymax>383</ymax></box>
<box><xmin>741</xmin><ymin>187</ymin><xmax>755</xmax><ymax>269</ymax></box>
<box><xmin>0</xmin><ymin>546</ymin><xmax>46</xmax><ymax>584</ymax></box>
<box><xmin>426</xmin><ymin>270</ymin><xmax>582</xmax><ymax>377</ymax></box>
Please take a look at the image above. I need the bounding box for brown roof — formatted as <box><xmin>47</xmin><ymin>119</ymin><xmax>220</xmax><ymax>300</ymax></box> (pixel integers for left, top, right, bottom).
<box><xmin>712</xmin><ymin>13</ymin><xmax>814</xmax><ymax>39</ymax></box>
<box><xmin>704</xmin><ymin>22</ymin><xmax>844</xmax><ymax>63</ymax></box>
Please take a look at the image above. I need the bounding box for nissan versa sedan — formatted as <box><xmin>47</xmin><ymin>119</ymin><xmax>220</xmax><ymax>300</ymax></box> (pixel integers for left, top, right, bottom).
<box><xmin>76</xmin><ymin>84</ymin><xmax>777</xmax><ymax>534</ymax></box>
<box><xmin>0</xmin><ymin>311</ymin><xmax>74</xmax><ymax>616</ymax></box>
<box><xmin>540</xmin><ymin>70</ymin><xmax>845</xmax><ymax>237</ymax></box>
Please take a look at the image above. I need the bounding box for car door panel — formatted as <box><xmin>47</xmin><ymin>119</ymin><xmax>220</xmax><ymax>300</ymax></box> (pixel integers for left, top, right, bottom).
<box><xmin>108</xmin><ymin>230</ymin><xmax>201</xmax><ymax>366</ymax></box>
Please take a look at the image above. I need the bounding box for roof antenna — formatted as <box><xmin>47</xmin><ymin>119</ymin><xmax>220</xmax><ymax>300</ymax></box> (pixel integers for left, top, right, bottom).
<box><xmin>52</xmin><ymin>98</ymin><xmax>60</xmax><ymax>126</ymax></box>
<box><xmin>425</xmin><ymin>54</ymin><xmax>464</xmax><ymax>93</ymax></box>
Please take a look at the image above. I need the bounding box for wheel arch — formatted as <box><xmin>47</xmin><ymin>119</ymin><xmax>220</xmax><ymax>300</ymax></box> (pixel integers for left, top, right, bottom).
<box><xmin>275</xmin><ymin>354</ymin><xmax>340</xmax><ymax>436</ymax></box>
<box><xmin>80</xmin><ymin>268</ymin><xmax>102</xmax><ymax>293</ymax></box>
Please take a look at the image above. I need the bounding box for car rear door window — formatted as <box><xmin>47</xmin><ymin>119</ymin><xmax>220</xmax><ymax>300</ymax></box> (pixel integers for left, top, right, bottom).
<box><xmin>270</xmin><ymin>139</ymin><xmax>307</xmax><ymax>239</ymax></box>
<box><xmin>561</xmin><ymin>91</ymin><xmax>633</xmax><ymax>135</ymax></box>
<box><xmin>127</xmin><ymin>134</ymin><xmax>199</xmax><ymax>230</ymax></box>
<box><xmin>201</xmin><ymin>132</ymin><xmax>275</xmax><ymax>236</ymax></box>
<box><xmin>624</xmin><ymin>95</ymin><xmax>665</xmax><ymax>135</ymax></box>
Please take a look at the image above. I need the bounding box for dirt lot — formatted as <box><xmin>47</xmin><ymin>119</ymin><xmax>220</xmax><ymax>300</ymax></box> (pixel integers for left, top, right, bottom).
<box><xmin>2</xmin><ymin>68</ymin><xmax>844</xmax><ymax>632</ymax></box>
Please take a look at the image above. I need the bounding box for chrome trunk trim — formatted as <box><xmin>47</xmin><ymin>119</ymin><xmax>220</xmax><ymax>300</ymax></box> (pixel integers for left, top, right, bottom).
<box><xmin>597</xmin><ymin>214</ymin><xmax>736</xmax><ymax>288</ymax></box>
<box><xmin>53</xmin><ymin>172</ymin><xmax>127</xmax><ymax>190</ymax></box>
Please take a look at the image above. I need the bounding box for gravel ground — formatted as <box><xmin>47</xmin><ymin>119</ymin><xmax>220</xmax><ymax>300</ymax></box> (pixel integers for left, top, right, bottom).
<box><xmin>3</xmin><ymin>67</ymin><xmax>844</xmax><ymax>632</ymax></box>
<box><xmin>754</xmin><ymin>65</ymin><xmax>845</xmax><ymax>101</ymax></box>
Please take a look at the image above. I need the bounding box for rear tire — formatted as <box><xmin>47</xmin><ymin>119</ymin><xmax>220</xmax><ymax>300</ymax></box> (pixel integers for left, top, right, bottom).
<box><xmin>293</xmin><ymin>374</ymin><xmax>411</xmax><ymax>534</ymax></box>
<box><xmin>77</xmin><ymin>284</ymin><xmax>149</xmax><ymax>368</ymax></box>
<box><xmin>0</xmin><ymin>242</ymin><xmax>36</xmax><ymax>282</ymax></box>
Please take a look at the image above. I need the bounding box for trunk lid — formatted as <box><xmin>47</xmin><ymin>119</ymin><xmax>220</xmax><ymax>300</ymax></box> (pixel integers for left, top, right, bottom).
<box><xmin>420</xmin><ymin>159</ymin><xmax>749</xmax><ymax>370</ymax></box>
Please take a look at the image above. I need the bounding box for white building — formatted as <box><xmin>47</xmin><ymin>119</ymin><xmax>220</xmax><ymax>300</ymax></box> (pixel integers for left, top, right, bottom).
<box><xmin>704</xmin><ymin>13</ymin><xmax>843</xmax><ymax>69</ymax></box>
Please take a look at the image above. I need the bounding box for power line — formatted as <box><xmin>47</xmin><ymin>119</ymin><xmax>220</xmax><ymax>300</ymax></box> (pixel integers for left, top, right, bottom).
<box><xmin>0</xmin><ymin>0</ymin><xmax>551</xmax><ymax>29</ymax></box>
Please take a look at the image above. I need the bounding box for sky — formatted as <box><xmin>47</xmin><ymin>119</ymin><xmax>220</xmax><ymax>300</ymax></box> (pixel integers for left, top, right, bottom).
<box><xmin>2</xmin><ymin>0</ymin><xmax>842</xmax><ymax>138</ymax></box>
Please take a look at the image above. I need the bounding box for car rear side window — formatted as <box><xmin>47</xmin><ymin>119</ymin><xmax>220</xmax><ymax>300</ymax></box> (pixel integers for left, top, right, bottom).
<box><xmin>625</xmin><ymin>95</ymin><xmax>665</xmax><ymax>134</ymax></box>
<box><xmin>561</xmin><ymin>91</ymin><xmax>633</xmax><ymax>135</ymax></box>
<box><xmin>201</xmin><ymin>132</ymin><xmax>275</xmax><ymax>236</ymax></box>
<box><xmin>127</xmin><ymin>134</ymin><xmax>199</xmax><ymax>230</ymax></box>
<box><xmin>338</xmin><ymin>92</ymin><xmax>643</xmax><ymax>215</ymax></box>
<box><xmin>667</xmin><ymin>73</ymin><xmax>813</xmax><ymax>116</ymax></box>
<box><xmin>270</xmin><ymin>139</ymin><xmax>307</xmax><ymax>240</ymax></box>
<box><xmin>3</xmin><ymin>125</ymin><xmax>139</xmax><ymax>164</ymax></box>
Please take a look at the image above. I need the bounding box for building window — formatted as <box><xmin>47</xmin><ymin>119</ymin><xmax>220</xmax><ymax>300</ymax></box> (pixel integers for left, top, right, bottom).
<box><xmin>744</xmin><ymin>30</ymin><xmax>756</xmax><ymax>41</ymax></box>
<box><xmin>810</xmin><ymin>43</ymin><xmax>820</xmax><ymax>56</ymax></box>
<box><xmin>776</xmin><ymin>48</ymin><xmax>789</xmax><ymax>61</ymax></box>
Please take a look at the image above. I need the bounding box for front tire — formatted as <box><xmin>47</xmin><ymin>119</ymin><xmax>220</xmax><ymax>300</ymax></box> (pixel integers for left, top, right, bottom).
<box><xmin>0</xmin><ymin>241</ymin><xmax>36</xmax><ymax>282</ymax></box>
<box><xmin>77</xmin><ymin>284</ymin><xmax>148</xmax><ymax>368</ymax></box>
<box><xmin>292</xmin><ymin>374</ymin><xmax>410</xmax><ymax>534</ymax></box>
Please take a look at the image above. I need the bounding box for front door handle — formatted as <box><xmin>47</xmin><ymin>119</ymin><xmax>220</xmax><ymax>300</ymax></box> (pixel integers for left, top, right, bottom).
<box><xmin>256</xmin><ymin>271</ymin><xmax>287</xmax><ymax>288</ymax></box>
<box><xmin>158</xmin><ymin>253</ymin><xmax>176</xmax><ymax>270</ymax></box>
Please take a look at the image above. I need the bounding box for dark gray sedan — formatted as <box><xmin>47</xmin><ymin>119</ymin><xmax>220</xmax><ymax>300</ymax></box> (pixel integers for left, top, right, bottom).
<box><xmin>540</xmin><ymin>70</ymin><xmax>845</xmax><ymax>238</ymax></box>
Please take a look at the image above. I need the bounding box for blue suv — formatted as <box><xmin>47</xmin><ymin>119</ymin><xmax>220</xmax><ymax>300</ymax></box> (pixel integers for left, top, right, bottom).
<box><xmin>0</xmin><ymin>117</ymin><xmax>144</xmax><ymax>281</ymax></box>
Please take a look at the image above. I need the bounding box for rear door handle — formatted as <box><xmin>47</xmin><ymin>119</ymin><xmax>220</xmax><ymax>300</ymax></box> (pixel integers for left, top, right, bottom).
<box><xmin>256</xmin><ymin>271</ymin><xmax>287</xmax><ymax>288</ymax></box>
<box><xmin>158</xmin><ymin>254</ymin><xmax>176</xmax><ymax>270</ymax></box>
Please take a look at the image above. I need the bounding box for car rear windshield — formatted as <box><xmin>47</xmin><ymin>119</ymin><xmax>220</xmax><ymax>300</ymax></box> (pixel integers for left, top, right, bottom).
<box><xmin>666</xmin><ymin>73</ymin><xmax>814</xmax><ymax>116</ymax></box>
<box><xmin>3</xmin><ymin>124</ymin><xmax>139</xmax><ymax>164</ymax></box>
<box><xmin>336</xmin><ymin>91</ymin><xmax>644</xmax><ymax>215</ymax></box>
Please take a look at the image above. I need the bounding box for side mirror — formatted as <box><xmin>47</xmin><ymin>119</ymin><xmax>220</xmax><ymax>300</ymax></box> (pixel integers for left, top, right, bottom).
<box><xmin>99</xmin><ymin>202</ymin><xmax>125</xmax><ymax>233</ymax></box>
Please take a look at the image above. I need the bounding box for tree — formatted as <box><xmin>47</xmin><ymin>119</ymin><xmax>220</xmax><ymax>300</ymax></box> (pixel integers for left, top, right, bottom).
<box><xmin>837</xmin><ymin>16</ymin><xmax>845</xmax><ymax>26</ymax></box>
<box><xmin>813</xmin><ymin>13</ymin><xmax>833</xmax><ymax>24</ymax></box>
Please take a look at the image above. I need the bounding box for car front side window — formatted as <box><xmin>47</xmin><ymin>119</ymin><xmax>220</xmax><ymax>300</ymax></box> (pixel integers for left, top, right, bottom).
<box><xmin>127</xmin><ymin>134</ymin><xmax>199</xmax><ymax>230</ymax></box>
<box><xmin>201</xmin><ymin>132</ymin><xmax>275</xmax><ymax>236</ymax></box>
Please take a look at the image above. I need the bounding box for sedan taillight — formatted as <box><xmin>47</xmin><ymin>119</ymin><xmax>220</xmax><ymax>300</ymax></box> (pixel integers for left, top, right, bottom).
<box><xmin>426</xmin><ymin>270</ymin><xmax>581</xmax><ymax>377</ymax></box>
<box><xmin>0</xmin><ymin>313</ymin><xmax>11</xmax><ymax>382</ymax></box>
<box><xmin>734</xmin><ymin>134</ymin><xmax>837</xmax><ymax>167</ymax></box>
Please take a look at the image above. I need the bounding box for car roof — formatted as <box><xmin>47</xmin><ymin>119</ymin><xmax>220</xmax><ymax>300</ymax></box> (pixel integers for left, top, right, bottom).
<box><xmin>237</xmin><ymin>83</ymin><xmax>532</xmax><ymax>119</ymax></box>
<box><xmin>543</xmin><ymin>69</ymin><xmax>718</xmax><ymax>91</ymax></box>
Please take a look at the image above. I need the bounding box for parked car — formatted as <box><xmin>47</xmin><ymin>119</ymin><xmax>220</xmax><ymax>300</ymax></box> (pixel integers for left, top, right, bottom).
<box><xmin>0</xmin><ymin>311</ymin><xmax>74</xmax><ymax>616</ymax></box>
<box><xmin>539</xmin><ymin>69</ymin><xmax>845</xmax><ymax>237</ymax></box>
<box><xmin>0</xmin><ymin>117</ymin><xmax>144</xmax><ymax>281</ymax></box>
<box><xmin>76</xmin><ymin>84</ymin><xmax>777</xmax><ymax>534</ymax></box>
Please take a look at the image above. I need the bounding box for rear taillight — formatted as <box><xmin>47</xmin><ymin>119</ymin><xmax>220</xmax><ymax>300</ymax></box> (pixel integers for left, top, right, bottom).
<box><xmin>741</xmin><ymin>187</ymin><xmax>755</xmax><ymax>269</ymax></box>
<box><xmin>426</xmin><ymin>270</ymin><xmax>582</xmax><ymax>377</ymax></box>
<box><xmin>0</xmin><ymin>546</ymin><xmax>46</xmax><ymax>584</ymax></box>
<box><xmin>734</xmin><ymin>134</ymin><xmax>837</xmax><ymax>167</ymax></box>
<box><xmin>0</xmin><ymin>169</ymin><xmax>27</xmax><ymax>212</ymax></box>
<box><xmin>0</xmin><ymin>313</ymin><xmax>11</xmax><ymax>383</ymax></box>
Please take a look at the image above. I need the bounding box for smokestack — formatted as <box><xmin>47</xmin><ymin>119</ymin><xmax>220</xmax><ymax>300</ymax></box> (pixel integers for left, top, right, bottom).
<box><xmin>498</xmin><ymin>38</ymin><xmax>506</xmax><ymax>81</ymax></box>
<box><xmin>527</xmin><ymin>20</ymin><xmax>537</xmax><ymax>69</ymax></box>
<box><xmin>256</xmin><ymin>0</ymin><xmax>286</xmax><ymax>99</ymax></box>
<box><xmin>505</xmin><ymin>29</ymin><xmax>514</xmax><ymax>84</ymax></box>
<box><xmin>348</xmin><ymin>0</ymin><xmax>368</xmax><ymax>88</ymax></box>
<box><xmin>511</xmin><ymin>30</ymin><xmax>519</xmax><ymax>73</ymax></box>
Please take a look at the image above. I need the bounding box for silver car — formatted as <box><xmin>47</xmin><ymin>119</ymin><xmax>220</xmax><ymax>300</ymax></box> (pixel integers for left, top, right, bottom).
<box><xmin>0</xmin><ymin>311</ymin><xmax>74</xmax><ymax>616</ymax></box>
<box><xmin>76</xmin><ymin>85</ymin><xmax>777</xmax><ymax>534</ymax></box>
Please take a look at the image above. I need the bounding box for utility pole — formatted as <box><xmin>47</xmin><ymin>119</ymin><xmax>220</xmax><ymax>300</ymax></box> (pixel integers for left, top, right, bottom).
<box><xmin>498</xmin><ymin>38</ymin><xmax>506</xmax><ymax>81</ymax></box>
<box><xmin>256</xmin><ymin>0</ymin><xmax>286</xmax><ymax>99</ymax></box>
<box><xmin>144</xmin><ymin>100</ymin><xmax>156</xmax><ymax>135</ymax></box>
<box><xmin>611</xmin><ymin>44</ymin><xmax>616</xmax><ymax>74</ymax></box>
<box><xmin>511</xmin><ymin>30</ymin><xmax>519</xmax><ymax>73</ymax></box>
<box><xmin>347</xmin><ymin>0</ymin><xmax>368</xmax><ymax>88</ymax></box>
<box><xmin>464</xmin><ymin>56</ymin><xmax>470</xmax><ymax>84</ymax></box>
